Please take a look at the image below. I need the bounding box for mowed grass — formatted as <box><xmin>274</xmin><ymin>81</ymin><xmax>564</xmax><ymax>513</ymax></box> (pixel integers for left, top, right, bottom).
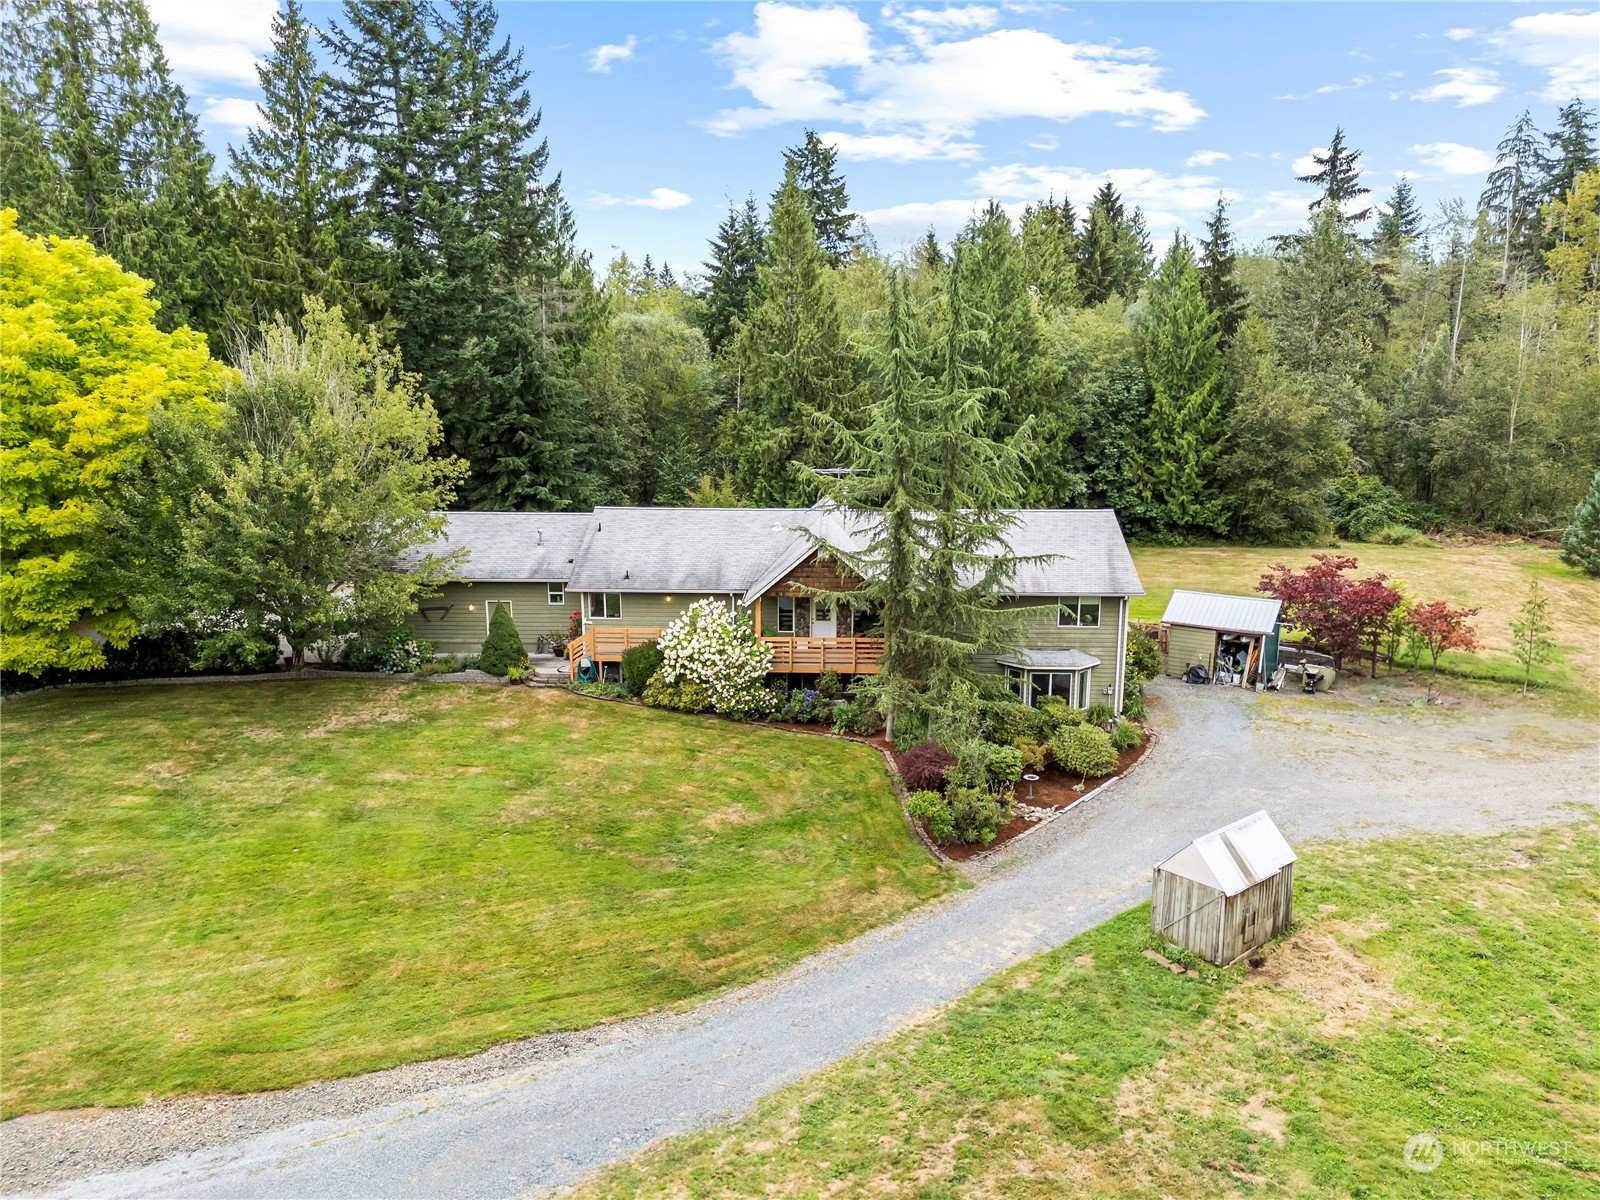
<box><xmin>1132</xmin><ymin>541</ymin><xmax>1600</xmax><ymax>700</ymax></box>
<box><xmin>0</xmin><ymin>680</ymin><xmax>952</xmax><ymax>1117</ymax></box>
<box><xmin>581</xmin><ymin>823</ymin><xmax>1600</xmax><ymax>1199</ymax></box>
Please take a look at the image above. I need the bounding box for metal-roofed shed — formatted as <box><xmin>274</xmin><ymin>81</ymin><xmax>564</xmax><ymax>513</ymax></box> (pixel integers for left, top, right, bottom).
<box><xmin>1151</xmin><ymin>810</ymin><xmax>1297</xmax><ymax>965</ymax></box>
<box><xmin>1160</xmin><ymin>589</ymin><xmax>1283</xmax><ymax>688</ymax></box>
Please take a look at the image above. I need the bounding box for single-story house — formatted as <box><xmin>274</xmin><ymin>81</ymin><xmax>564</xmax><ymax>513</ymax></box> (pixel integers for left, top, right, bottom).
<box><xmin>406</xmin><ymin>505</ymin><xmax>1145</xmax><ymax>713</ymax></box>
<box><xmin>1159</xmin><ymin>589</ymin><xmax>1282</xmax><ymax>687</ymax></box>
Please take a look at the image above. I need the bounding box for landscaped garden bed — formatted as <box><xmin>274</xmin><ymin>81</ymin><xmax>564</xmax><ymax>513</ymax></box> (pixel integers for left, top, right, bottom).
<box><xmin>0</xmin><ymin>679</ymin><xmax>953</xmax><ymax>1116</ymax></box>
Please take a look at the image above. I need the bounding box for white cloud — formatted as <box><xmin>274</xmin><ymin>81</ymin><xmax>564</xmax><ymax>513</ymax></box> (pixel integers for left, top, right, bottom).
<box><xmin>1028</xmin><ymin>133</ymin><xmax>1060</xmax><ymax>151</ymax></box>
<box><xmin>707</xmin><ymin>1</ymin><xmax>1204</xmax><ymax>151</ymax></box>
<box><xmin>856</xmin><ymin>198</ymin><xmax>1023</xmax><ymax>246</ymax></box>
<box><xmin>1490</xmin><ymin>10</ymin><xmax>1600</xmax><ymax>101</ymax></box>
<box><xmin>202</xmin><ymin>96</ymin><xmax>264</xmax><ymax>135</ymax></box>
<box><xmin>589</xmin><ymin>35</ymin><xmax>638</xmax><ymax>74</ymax></box>
<box><xmin>1186</xmin><ymin>149</ymin><xmax>1230</xmax><ymax>166</ymax></box>
<box><xmin>1316</xmin><ymin>75</ymin><xmax>1372</xmax><ymax>94</ymax></box>
<box><xmin>1410</xmin><ymin>66</ymin><xmax>1504</xmax><ymax>107</ymax></box>
<box><xmin>1444</xmin><ymin>27</ymin><xmax>1475</xmax><ymax>41</ymax></box>
<box><xmin>974</xmin><ymin>162</ymin><xmax>1238</xmax><ymax>239</ymax></box>
<box><xmin>1292</xmin><ymin>149</ymin><xmax>1327</xmax><ymax>176</ymax></box>
<box><xmin>1235</xmin><ymin>190</ymin><xmax>1313</xmax><ymax>234</ymax></box>
<box><xmin>1412</xmin><ymin>142</ymin><xmax>1496</xmax><ymax>176</ymax></box>
<box><xmin>593</xmin><ymin>187</ymin><xmax>693</xmax><ymax>210</ymax></box>
<box><xmin>147</xmin><ymin>0</ymin><xmax>276</xmax><ymax>87</ymax></box>
<box><xmin>820</xmin><ymin>130</ymin><xmax>981</xmax><ymax>162</ymax></box>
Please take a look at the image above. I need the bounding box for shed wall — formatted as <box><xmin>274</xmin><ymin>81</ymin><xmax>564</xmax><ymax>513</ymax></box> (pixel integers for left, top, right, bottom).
<box><xmin>1152</xmin><ymin>863</ymin><xmax>1295</xmax><ymax>965</ymax></box>
<box><xmin>1165</xmin><ymin>624</ymin><xmax>1218</xmax><ymax>678</ymax></box>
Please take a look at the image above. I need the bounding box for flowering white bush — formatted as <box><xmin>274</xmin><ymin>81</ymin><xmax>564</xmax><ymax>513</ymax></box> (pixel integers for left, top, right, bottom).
<box><xmin>658</xmin><ymin>598</ymin><xmax>774</xmax><ymax>718</ymax></box>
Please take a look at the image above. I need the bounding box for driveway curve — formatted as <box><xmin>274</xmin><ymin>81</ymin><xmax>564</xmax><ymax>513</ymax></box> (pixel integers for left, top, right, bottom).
<box><xmin>21</xmin><ymin>680</ymin><xmax>1599</xmax><ymax>1199</ymax></box>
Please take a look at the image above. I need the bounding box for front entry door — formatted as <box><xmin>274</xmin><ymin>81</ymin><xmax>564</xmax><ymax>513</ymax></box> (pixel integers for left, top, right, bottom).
<box><xmin>812</xmin><ymin>599</ymin><xmax>837</xmax><ymax>638</ymax></box>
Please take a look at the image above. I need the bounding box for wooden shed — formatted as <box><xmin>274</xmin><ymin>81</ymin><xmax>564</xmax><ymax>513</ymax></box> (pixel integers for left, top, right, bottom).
<box><xmin>1150</xmin><ymin>810</ymin><xmax>1296</xmax><ymax>965</ymax></box>
<box><xmin>1160</xmin><ymin>590</ymin><xmax>1283</xmax><ymax>687</ymax></box>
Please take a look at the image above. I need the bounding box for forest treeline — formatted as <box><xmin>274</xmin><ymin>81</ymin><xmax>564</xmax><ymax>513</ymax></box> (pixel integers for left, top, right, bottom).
<box><xmin>4</xmin><ymin>0</ymin><xmax>1598</xmax><ymax>543</ymax></box>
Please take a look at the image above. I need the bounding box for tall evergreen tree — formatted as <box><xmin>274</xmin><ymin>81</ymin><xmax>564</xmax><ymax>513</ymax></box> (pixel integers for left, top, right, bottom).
<box><xmin>1375</xmin><ymin>177</ymin><xmax>1423</xmax><ymax>251</ymax></box>
<box><xmin>0</xmin><ymin>0</ymin><xmax>223</xmax><ymax>335</ymax></box>
<box><xmin>228</xmin><ymin>0</ymin><xmax>370</xmax><ymax>325</ymax></box>
<box><xmin>325</xmin><ymin>0</ymin><xmax>583</xmax><ymax>508</ymax></box>
<box><xmin>1197</xmin><ymin>195</ymin><xmax>1246</xmax><ymax>341</ymax></box>
<box><xmin>916</xmin><ymin>227</ymin><xmax>944</xmax><ymax>275</ymax></box>
<box><xmin>1542</xmin><ymin>98</ymin><xmax>1598</xmax><ymax>205</ymax></box>
<box><xmin>782</xmin><ymin>129</ymin><xmax>854</xmax><ymax>267</ymax></box>
<box><xmin>699</xmin><ymin>195</ymin><xmax>762</xmax><ymax>354</ymax></box>
<box><xmin>1019</xmin><ymin>195</ymin><xmax>1080</xmax><ymax>310</ymax></box>
<box><xmin>1481</xmin><ymin>110</ymin><xmax>1548</xmax><ymax>282</ymax></box>
<box><xmin>1297</xmin><ymin>126</ymin><xmax>1373</xmax><ymax>222</ymax></box>
<box><xmin>720</xmin><ymin>164</ymin><xmax>855</xmax><ymax>504</ymax></box>
<box><xmin>1130</xmin><ymin>238</ymin><xmax>1227</xmax><ymax>531</ymax></box>
<box><xmin>1077</xmin><ymin>182</ymin><xmax>1152</xmax><ymax>305</ymax></box>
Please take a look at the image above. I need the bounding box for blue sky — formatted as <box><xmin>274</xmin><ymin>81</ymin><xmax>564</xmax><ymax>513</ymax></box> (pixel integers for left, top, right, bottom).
<box><xmin>152</xmin><ymin>2</ymin><xmax>1599</xmax><ymax>277</ymax></box>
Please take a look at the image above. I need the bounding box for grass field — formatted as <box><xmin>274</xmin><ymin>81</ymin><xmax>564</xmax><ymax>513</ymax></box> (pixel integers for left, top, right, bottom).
<box><xmin>1131</xmin><ymin>540</ymin><xmax>1600</xmax><ymax>699</ymax></box>
<box><xmin>0</xmin><ymin>680</ymin><xmax>952</xmax><ymax>1117</ymax></box>
<box><xmin>580</xmin><ymin>823</ymin><xmax>1600</xmax><ymax>1199</ymax></box>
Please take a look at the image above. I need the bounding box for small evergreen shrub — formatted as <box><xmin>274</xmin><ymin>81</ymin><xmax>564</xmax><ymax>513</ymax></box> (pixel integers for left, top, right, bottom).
<box><xmin>1086</xmin><ymin>701</ymin><xmax>1115</xmax><ymax>727</ymax></box>
<box><xmin>1035</xmin><ymin>695</ymin><xmax>1082</xmax><ymax>732</ymax></box>
<box><xmin>905</xmin><ymin>790</ymin><xmax>955</xmax><ymax>842</ymax></box>
<box><xmin>1013</xmin><ymin>737</ymin><xmax>1048</xmax><ymax>771</ymax></box>
<box><xmin>1052</xmin><ymin>724</ymin><xmax>1118</xmax><ymax>783</ymax></box>
<box><xmin>855</xmin><ymin>708</ymin><xmax>886</xmax><ymax>737</ymax></box>
<box><xmin>900</xmin><ymin>742</ymin><xmax>955</xmax><ymax>791</ymax></box>
<box><xmin>620</xmin><ymin>639</ymin><xmax>663</xmax><ymax>696</ymax></box>
<box><xmin>1561</xmin><ymin>469</ymin><xmax>1600</xmax><ymax>576</ymax></box>
<box><xmin>479</xmin><ymin>603</ymin><xmax>526</xmax><ymax>676</ymax></box>
<box><xmin>948</xmin><ymin>785</ymin><xmax>1000</xmax><ymax>844</ymax></box>
<box><xmin>642</xmin><ymin>670</ymin><xmax>711</xmax><ymax>713</ymax></box>
<box><xmin>986</xmin><ymin>744</ymin><xmax>1024</xmax><ymax>784</ymax></box>
<box><xmin>1109</xmin><ymin>718</ymin><xmax>1142</xmax><ymax>752</ymax></box>
<box><xmin>816</xmin><ymin>670</ymin><xmax>844</xmax><ymax>700</ymax></box>
<box><xmin>979</xmin><ymin>700</ymin><xmax>1032</xmax><ymax>745</ymax></box>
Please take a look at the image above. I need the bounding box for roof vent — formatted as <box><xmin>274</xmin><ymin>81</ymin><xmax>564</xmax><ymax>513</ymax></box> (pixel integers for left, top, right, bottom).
<box><xmin>623</xmin><ymin>569</ymin><xmax>630</xmax><ymax>580</ymax></box>
<box><xmin>537</xmin><ymin>529</ymin><xmax>543</xmax><ymax>546</ymax></box>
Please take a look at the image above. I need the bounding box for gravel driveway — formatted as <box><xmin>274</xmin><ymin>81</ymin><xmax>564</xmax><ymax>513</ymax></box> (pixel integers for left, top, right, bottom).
<box><xmin>11</xmin><ymin>678</ymin><xmax>1597</xmax><ymax>1199</ymax></box>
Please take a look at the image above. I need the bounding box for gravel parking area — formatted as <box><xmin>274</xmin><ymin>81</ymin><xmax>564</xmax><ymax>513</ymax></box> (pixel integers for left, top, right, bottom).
<box><xmin>7</xmin><ymin>677</ymin><xmax>1596</xmax><ymax>1199</ymax></box>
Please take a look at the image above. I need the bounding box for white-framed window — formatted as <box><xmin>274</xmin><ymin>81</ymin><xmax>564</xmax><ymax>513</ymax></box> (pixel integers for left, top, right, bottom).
<box><xmin>1057</xmin><ymin>597</ymin><xmax>1101</xmax><ymax>628</ymax></box>
<box><xmin>548</xmin><ymin>583</ymin><xmax>565</xmax><ymax>605</ymax></box>
<box><xmin>1022</xmin><ymin>667</ymin><xmax>1093</xmax><ymax>708</ymax></box>
<box><xmin>776</xmin><ymin>596</ymin><xmax>796</xmax><ymax>633</ymax></box>
<box><xmin>486</xmin><ymin>600</ymin><xmax>512</xmax><ymax>633</ymax></box>
<box><xmin>588</xmin><ymin>592</ymin><xmax>621</xmax><ymax>619</ymax></box>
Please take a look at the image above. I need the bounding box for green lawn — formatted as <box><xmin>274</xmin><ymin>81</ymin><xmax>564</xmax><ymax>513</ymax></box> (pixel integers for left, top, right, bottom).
<box><xmin>1132</xmin><ymin>541</ymin><xmax>1600</xmax><ymax>702</ymax></box>
<box><xmin>581</xmin><ymin>823</ymin><xmax>1600</xmax><ymax>1199</ymax></box>
<box><xmin>0</xmin><ymin>680</ymin><xmax>952</xmax><ymax>1117</ymax></box>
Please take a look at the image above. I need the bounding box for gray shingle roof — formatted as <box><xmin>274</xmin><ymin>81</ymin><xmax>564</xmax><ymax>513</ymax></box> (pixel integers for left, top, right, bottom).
<box><xmin>425</xmin><ymin>512</ymin><xmax>592</xmax><ymax>581</ymax></box>
<box><xmin>427</xmin><ymin>506</ymin><xmax>1145</xmax><ymax>599</ymax></box>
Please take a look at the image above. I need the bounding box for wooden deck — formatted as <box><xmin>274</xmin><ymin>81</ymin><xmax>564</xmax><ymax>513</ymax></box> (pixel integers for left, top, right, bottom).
<box><xmin>568</xmin><ymin>628</ymin><xmax>883</xmax><ymax>675</ymax></box>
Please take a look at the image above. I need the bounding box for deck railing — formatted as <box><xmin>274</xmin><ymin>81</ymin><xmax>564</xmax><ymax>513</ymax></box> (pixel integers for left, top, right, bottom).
<box><xmin>760</xmin><ymin>635</ymin><xmax>885</xmax><ymax>674</ymax></box>
<box><xmin>568</xmin><ymin>627</ymin><xmax>885</xmax><ymax>675</ymax></box>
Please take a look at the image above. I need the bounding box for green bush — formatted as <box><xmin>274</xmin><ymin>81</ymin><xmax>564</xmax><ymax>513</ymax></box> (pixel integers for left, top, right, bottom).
<box><xmin>1123</xmin><ymin>679</ymin><xmax>1147</xmax><ymax>721</ymax></box>
<box><xmin>1013</xmin><ymin>737</ymin><xmax>1048</xmax><ymax>771</ymax></box>
<box><xmin>1035</xmin><ymin>695</ymin><xmax>1082</xmax><ymax>732</ymax></box>
<box><xmin>986</xmin><ymin>744</ymin><xmax>1024</xmax><ymax>784</ymax></box>
<box><xmin>816</xmin><ymin>670</ymin><xmax>844</xmax><ymax>700</ymax></box>
<box><xmin>478</xmin><ymin>603</ymin><xmax>526</xmax><ymax>676</ymax></box>
<box><xmin>854</xmin><ymin>705</ymin><xmax>885</xmax><ymax>737</ymax></box>
<box><xmin>620</xmin><ymin>639</ymin><xmax>663</xmax><ymax>696</ymax></box>
<box><xmin>1109</xmin><ymin>718</ymin><xmax>1142</xmax><ymax>752</ymax></box>
<box><xmin>1125</xmin><ymin>628</ymin><xmax>1161</xmax><ymax>682</ymax></box>
<box><xmin>905</xmin><ymin>789</ymin><xmax>955</xmax><ymax>842</ymax></box>
<box><xmin>1086</xmin><ymin>701</ymin><xmax>1115</xmax><ymax>727</ymax></box>
<box><xmin>572</xmin><ymin>680</ymin><xmax>628</xmax><ymax>698</ymax></box>
<box><xmin>642</xmin><ymin>670</ymin><xmax>711</xmax><ymax>713</ymax></box>
<box><xmin>978</xmin><ymin>700</ymin><xmax>1031</xmax><ymax>745</ymax></box>
<box><xmin>1330</xmin><ymin>473</ymin><xmax>1416</xmax><ymax>541</ymax></box>
<box><xmin>1369</xmin><ymin>523</ymin><xmax>1437</xmax><ymax>547</ymax></box>
<box><xmin>1052</xmin><ymin>724</ymin><xmax>1118</xmax><ymax>782</ymax></box>
<box><xmin>506</xmin><ymin>663</ymin><xmax>527</xmax><ymax>683</ymax></box>
<box><xmin>948</xmin><ymin>785</ymin><xmax>1000</xmax><ymax>845</ymax></box>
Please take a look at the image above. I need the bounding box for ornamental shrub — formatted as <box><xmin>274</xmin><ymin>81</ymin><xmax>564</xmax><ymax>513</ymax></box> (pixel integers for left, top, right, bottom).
<box><xmin>1086</xmin><ymin>701</ymin><xmax>1115</xmax><ymax>727</ymax></box>
<box><xmin>854</xmin><ymin>707</ymin><xmax>885</xmax><ymax>737</ymax></box>
<box><xmin>1013</xmin><ymin>737</ymin><xmax>1048</xmax><ymax>772</ymax></box>
<box><xmin>816</xmin><ymin>670</ymin><xmax>844</xmax><ymax>700</ymax></box>
<box><xmin>479</xmin><ymin>603</ymin><xmax>526</xmax><ymax>676</ymax></box>
<box><xmin>657</xmin><ymin>598</ymin><xmax>774</xmax><ymax>717</ymax></box>
<box><xmin>948</xmin><ymin>785</ymin><xmax>1000</xmax><ymax>844</ymax></box>
<box><xmin>620</xmin><ymin>639</ymin><xmax>663</xmax><ymax>696</ymax></box>
<box><xmin>1036</xmin><ymin>695</ymin><xmax>1082</xmax><ymax>732</ymax></box>
<box><xmin>906</xmin><ymin>790</ymin><xmax>955</xmax><ymax>842</ymax></box>
<box><xmin>1052</xmin><ymin>724</ymin><xmax>1118</xmax><ymax>783</ymax></box>
<box><xmin>1125</xmin><ymin>628</ymin><xmax>1162</xmax><ymax>682</ymax></box>
<box><xmin>642</xmin><ymin>670</ymin><xmax>711</xmax><ymax>713</ymax></box>
<box><xmin>987</xmin><ymin>744</ymin><xmax>1024</xmax><ymax>784</ymax></box>
<box><xmin>1109</xmin><ymin>718</ymin><xmax>1142</xmax><ymax>752</ymax></box>
<box><xmin>900</xmin><ymin>742</ymin><xmax>955</xmax><ymax>791</ymax></box>
<box><xmin>1123</xmin><ymin>679</ymin><xmax>1148</xmax><ymax>721</ymax></box>
<box><xmin>979</xmin><ymin>700</ymin><xmax>1032</xmax><ymax>745</ymax></box>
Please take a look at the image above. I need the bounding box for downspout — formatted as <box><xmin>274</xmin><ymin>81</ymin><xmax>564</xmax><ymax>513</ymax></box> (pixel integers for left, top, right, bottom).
<box><xmin>1116</xmin><ymin>597</ymin><xmax>1129</xmax><ymax>714</ymax></box>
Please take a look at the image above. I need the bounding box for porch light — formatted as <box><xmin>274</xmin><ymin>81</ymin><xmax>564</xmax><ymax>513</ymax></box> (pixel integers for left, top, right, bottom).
<box><xmin>665</xmin><ymin>595</ymin><xmax>672</xmax><ymax>602</ymax></box>
<box><xmin>468</xmin><ymin>604</ymin><xmax>477</xmax><ymax>613</ymax></box>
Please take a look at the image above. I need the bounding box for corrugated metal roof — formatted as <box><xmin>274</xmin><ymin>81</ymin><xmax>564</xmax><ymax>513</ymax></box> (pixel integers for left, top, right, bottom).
<box><xmin>1161</xmin><ymin>589</ymin><xmax>1282</xmax><ymax>636</ymax></box>
<box><xmin>1156</xmin><ymin>810</ymin><xmax>1296</xmax><ymax>897</ymax></box>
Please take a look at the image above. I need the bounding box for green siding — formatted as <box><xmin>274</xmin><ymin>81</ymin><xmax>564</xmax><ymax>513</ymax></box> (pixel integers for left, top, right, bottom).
<box><xmin>975</xmin><ymin>596</ymin><xmax>1127</xmax><ymax>708</ymax></box>
<box><xmin>1165</xmin><ymin>624</ymin><xmax>1217</xmax><ymax>678</ymax></box>
<box><xmin>405</xmin><ymin>582</ymin><xmax>571</xmax><ymax>655</ymax></box>
<box><xmin>579</xmin><ymin>591</ymin><xmax>741</xmax><ymax>634</ymax></box>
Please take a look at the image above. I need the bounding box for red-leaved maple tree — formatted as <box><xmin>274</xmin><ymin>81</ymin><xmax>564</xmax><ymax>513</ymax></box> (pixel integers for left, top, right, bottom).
<box><xmin>1256</xmin><ymin>553</ymin><xmax>1401</xmax><ymax>673</ymax></box>
<box><xmin>1409</xmin><ymin>600</ymin><xmax>1480</xmax><ymax>699</ymax></box>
